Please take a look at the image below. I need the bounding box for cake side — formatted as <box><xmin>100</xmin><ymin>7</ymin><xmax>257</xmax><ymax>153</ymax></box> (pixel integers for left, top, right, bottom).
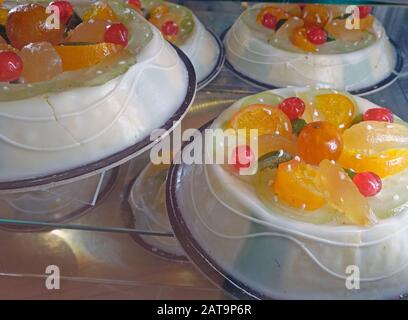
<box><xmin>179</xmin><ymin>15</ymin><xmax>220</xmax><ymax>83</ymax></box>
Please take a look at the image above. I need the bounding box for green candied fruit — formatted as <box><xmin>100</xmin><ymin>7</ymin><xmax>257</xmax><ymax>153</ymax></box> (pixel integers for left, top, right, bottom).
<box><xmin>180</xmin><ymin>17</ymin><xmax>194</xmax><ymax>35</ymax></box>
<box><xmin>258</xmin><ymin>150</ymin><xmax>292</xmax><ymax>170</ymax></box>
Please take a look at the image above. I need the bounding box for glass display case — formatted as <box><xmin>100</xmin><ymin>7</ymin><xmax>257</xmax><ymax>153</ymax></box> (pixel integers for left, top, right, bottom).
<box><xmin>1</xmin><ymin>0</ymin><xmax>408</xmax><ymax>299</ymax></box>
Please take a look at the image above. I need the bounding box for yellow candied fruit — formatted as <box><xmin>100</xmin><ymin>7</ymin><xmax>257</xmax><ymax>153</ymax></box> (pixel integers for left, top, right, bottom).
<box><xmin>82</xmin><ymin>1</ymin><xmax>118</xmax><ymax>22</ymax></box>
<box><xmin>274</xmin><ymin>159</ymin><xmax>326</xmax><ymax>211</ymax></box>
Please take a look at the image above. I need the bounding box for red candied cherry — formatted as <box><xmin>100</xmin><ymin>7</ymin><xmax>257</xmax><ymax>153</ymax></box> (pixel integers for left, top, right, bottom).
<box><xmin>363</xmin><ymin>107</ymin><xmax>394</xmax><ymax>123</ymax></box>
<box><xmin>231</xmin><ymin>145</ymin><xmax>255</xmax><ymax>171</ymax></box>
<box><xmin>358</xmin><ymin>6</ymin><xmax>372</xmax><ymax>19</ymax></box>
<box><xmin>0</xmin><ymin>51</ymin><xmax>23</xmax><ymax>82</ymax></box>
<box><xmin>278</xmin><ymin>97</ymin><xmax>306</xmax><ymax>120</ymax></box>
<box><xmin>162</xmin><ymin>21</ymin><xmax>179</xmax><ymax>36</ymax></box>
<box><xmin>353</xmin><ymin>172</ymin><xmax>382</xmax><ymax>197</ymax></box>
<box><xmin>104</xmin><ymin>23</ymin><xmax>129</xmax><ymax>47</ymax></box>
<box><xmin>261</xmin><ymin>13</ymin><xmax>278</xmax><ymax>29</ymax></box>
<box><xmin>127</xmin><ymin>0</ymin><xmax>141</xmax><ymax>10</ymax></box>
<box><xmin>49</xmin><ymin>1</ymin><xmax>73</xmax><ymax>25</ymax></box>
<box><xmin>306</xmin><ymin>25</ymin><xmax>327</xmax><ymax>45</ymax></box>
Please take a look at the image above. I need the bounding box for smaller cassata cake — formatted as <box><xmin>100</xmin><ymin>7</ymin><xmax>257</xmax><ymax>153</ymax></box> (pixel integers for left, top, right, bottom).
<box><xmin>224</xmin><ymin>3</ymin><xmax>397</xmax><ymax>91</ymax></box>
<box><xmin>205</xmin><ymin>88</ymin><xmax>408</xmax><ymax>298</ymax></box>
<box><xmin>132</xmin><ymin>0</ymin><xmax>220</xmax><ymax>85</ymax></box>
<box><xmin>0</xmin><ymin>0</ymin><xmax>191</xmax><ymax>183</ymax></box>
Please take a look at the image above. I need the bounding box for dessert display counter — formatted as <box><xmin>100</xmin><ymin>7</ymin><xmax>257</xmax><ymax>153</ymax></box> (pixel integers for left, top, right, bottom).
<box><xmin>1</xmin><ymin>1</ymin><xmax>408</xmax><ymax>299</ymax></box>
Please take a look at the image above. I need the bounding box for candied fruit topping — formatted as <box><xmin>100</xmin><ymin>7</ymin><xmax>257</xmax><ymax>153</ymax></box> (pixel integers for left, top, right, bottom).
<box><xmin>257</xmin><ymin>134</ymin><xmax>298</xmax><ymax>159</ymax></box>
<box><xmin>302</xmin><ymin>4</ymin><xmax>331</xmax><ymax>28</ymax></box>
<box><xmin>278</xmin><ymin>97</ymin><xmax>305</xmax><ymax>120</ymax></box>
<box><xmin>148</xmin><ymin>4</ymin><xmax>193</xmax><ymax>45</ymax></box>
<box><xmin>261</xmin><ymin>13</ymin><xmax>278</xmax><ymax>29</ymax></box>
<box><xmin>104</xmin><ymin>23</ymin><xmax>128</xmax><ymax>47</ymax></box>
<box><xmin>338</xmin><ymin>121</ymin><xmax>408</xmax><ymax>178</ymax></box>
<box><xmin>316</xmin><ymin>160</ymin><xmax>376</xmax><ymax>225</ymax></box>
<box><xmin>49</xmin><ymin>1</ymin><xmax>73</xmax><ymax>25</ymax></box>
<box><xmin>274</xmin><ymin>158</ymin><xmax>326</xmax><ymax>211</ymax></box>
<box><xmin>297</xmin><ymin>121</ymin><xmax>343</xmax><ymax>165</ymax></box>
<box><xmin>161</xmin><ymin>20</ymin><xmax>179</xmax><ymax>37</ymax></box>
<box><xmin>363</xmin><ymin>107</ymin><xmax>394</xmax><ymax>123</ymax></box>
<box><xmin>324</xmin><ymin>18</ymin><xmax>367</xmax><ymax>42</ymax></box>
<box><xmin>229</xmin><ymin>104</ymin><xmax>293</xmax><ymax>140</ymax></box>
<box><xmin>257</xmin><ymin>6</ymin><xmax>289</xmax><ymax>25</ymax></box>
<box><xmin>65</xmin><ymin>20</ymin><xmax>110</xmax><ymax>43</ymax></box>
<box><xmin>358</xmin><ymin>6</ymin><xmax>372</xmax><ymax>19</ymax></box>
<box><xmin>6</xmin><ymin>3</ymin><xmax>65</xmax><ymax>49</ymax></box>
<box><xmin>54</xmin><ymin>42</ymin><xmax>123</xmax><ymax>71</ymax></box>
<box><xmin>149</xmin><ymin>4</ymin><xmax>169</xmax><ymax>20</ymax></box>
<box><xmin>305</xmin><ymin>25</ymin><xmax>327</xmax><ymax>45</ymax></box>
<box><xmin>0</xmin><ymin>7</ymin><xmax>8</xmax><ymax>25</ymax></box>
<box><xmin>314</xmin><ymin>93</ymin><xmax>355</xmax><ymax>130</ymax></box>
<box><xmin>19</xmin><ymin>41</ymin><xmax>63</xmax><ymax>83</ymax></box>
<box><xmin>353</xmin><ymin>172</ymin><xmax>382</xmax><ymax>197</ymax></box>
<box><xmin>127</xmin><ymin>0</ymin><xmax>141</xmax><ymax>10</ymax></box>
<box><xmin>0</xmin><ymin>51</ymin><xmax>23</xmax><ymax>82</ymax></box>
<box><xmin>290</xmin><ymin>27</ymin><xmax>316</xmax><ymax>52</ymax></box>
<box><xmin>82</xmin><ymin>1</ymin><xmax>118</xmax><ymax>22</ymax></box>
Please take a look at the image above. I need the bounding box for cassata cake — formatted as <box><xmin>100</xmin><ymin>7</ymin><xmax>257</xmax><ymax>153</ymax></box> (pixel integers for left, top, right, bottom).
<box><xmin>136</xmin><ymin>0</ymin><xmax>221</xmax><ymax>85</ymax></box>
<box><xmin>0</xmin><ymin>0</ymin><xmax>191</xmax><ymax>183</ymax></box>
<box><xmin>190</xmin><ymin>88</ymin><xmax>408</xmax><ymax>298</ymax></box>
<box><xmin>224</xmin><ymin>3</ymin><xmax>397</xmax><ymax>91</ymax></box>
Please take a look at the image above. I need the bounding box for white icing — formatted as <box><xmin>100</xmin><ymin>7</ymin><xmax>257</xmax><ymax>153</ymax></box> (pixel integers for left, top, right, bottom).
<box><xmin>224</xmin><ymin>7</ymin><xmax>397</xmax><ymax>91</ymax></box>
<box><xmin>179</xmin><ymin>15</ymin><xmax>220</xmax><ymax>83</ymax></box>
<box><xmin>0</xmin><ymin>27</ymin><xmax>189</xmax><ymax>182</ymax></box>
<box><xmin>202</xmin><ymin>88</ymin><xmax>408</xmax><ymax>297</ymax></box>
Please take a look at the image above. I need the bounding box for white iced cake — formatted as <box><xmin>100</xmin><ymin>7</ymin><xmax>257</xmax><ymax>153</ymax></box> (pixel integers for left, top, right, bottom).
<box><xmin>224</xmin><ymin>4</ymin><xmax>396</xmax><ymax>91</ymax></box>
<box><xmin>203</xmin><ymin>88</ymin><xmax>408</xmax><ymax>298</ymax></box>
<box><xmin>0</xmin><ymin>0</ymin><xmax>189</xmax><ymax>182</ymax></box>
<box><xmin>142</xmin><ymin>0</ymin><xmax>220</xmax><ymax>84</ymax></box>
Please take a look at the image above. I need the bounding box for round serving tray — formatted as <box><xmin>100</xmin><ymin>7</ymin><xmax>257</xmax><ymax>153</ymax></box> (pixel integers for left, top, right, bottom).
<box><xmin>121</xmin><ymin>166</ymin><xmax>187</xmax><ymax>262</ymax></box>
<box><xmin>221</xmin><ymin>27</ymin><xmax>404</xmax><ymax>97</ymax></box>
<box><xmin>196</xmin><ymin>28</ymin><xmax>225</xmax><ymax>91</ymax></box>
<box><xmin>0</xmin><ymin>46</ymin><xmax>196</xmax><ymax>192</ymax></box>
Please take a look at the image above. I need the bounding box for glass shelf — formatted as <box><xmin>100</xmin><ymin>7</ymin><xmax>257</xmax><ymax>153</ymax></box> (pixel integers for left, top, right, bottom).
<box><xmin>1</xmin><ymin>1</ymin><xmax>408</xmax><ymax>298</ymax></box>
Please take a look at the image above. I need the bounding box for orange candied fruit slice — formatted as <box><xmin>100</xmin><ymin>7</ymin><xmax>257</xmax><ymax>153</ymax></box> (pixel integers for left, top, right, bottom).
<box><xmin>54</xmin><ymin>43</ymin><xmax>123</xmax><ymax>71</ymax></box>
<box><xmin>314</xmin><ymin>93</ymin><xmax>355</xmax><ymax>130</ymax></box>
<box><xmin>290</xmin><ymin>27</ymin><xmax>316</xmax><ymax>52</ymax></box>
<box><xmin>149</xmin><ymin>4</ymin><xmax>170</xmax><ymax>21</ymax></box>
<box><xmin>302</xmin><ymin>4</ymin><xmax>331</xmax><ymax>28</ymax></box>
<box><xmin>274</xmin><ymin>158</ymin><xmax>326</xmax><ymax>211</ymax></box>
<box><xmin>229</xmin><ymin>104</ymin><xmax>293</xmax><ymax>139</ymax></box>
<box><xmin>337</xmin><ymin>121</ymin><xmax>408</xmax><ymax>178</ymax></box>
<box><xmin>6</xmin><ymin>3</ymin><xmax>65</xmax><ymax>49</ymax></box>
<box><xmin>339</xmin><ymin>148</ymin><xmax>408</xmax><ymax>178</ymax></box>
<box><xmin>82</xmin><ymin>1</ymin><xmax>118</xmax><ymax>22</ymax></box>
<box><xmin>0</xmin><ymin>7</ymin><xmax>8</xmax><ymax>25</ymax></box>
<box><xmin>360</xmin><ymin>15</ymin><xmax>375</xmax><ymax>31</ymax></box>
